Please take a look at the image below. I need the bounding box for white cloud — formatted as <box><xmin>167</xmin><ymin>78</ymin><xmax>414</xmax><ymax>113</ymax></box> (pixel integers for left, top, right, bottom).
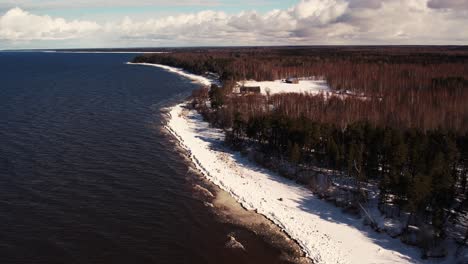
<box><xmin>1</xmin><ymin>0</ymin><xmax>468</xmax><ymax>48</ymax></box>
<box><xmin>293</xmin><ymin>0</ymin><xmax>348</xmax><ymax>23</ymax></box>
<box><xmin>0</xmin><ymin>7</ymin><xmax>100</xmax><ymax>41</ymax></box>
<box><xmin>339</xmin><ymin>0</ymin><xmax>468</xmax><ymax>43</ymax></box>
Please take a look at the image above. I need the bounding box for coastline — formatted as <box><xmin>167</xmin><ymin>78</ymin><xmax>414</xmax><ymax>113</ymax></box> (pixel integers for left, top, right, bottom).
<box><xmin>162</xmin><ymin>123</ymin><xmax>311</xmax><ymax>263</ymax></box>
<box><xmin>129</xmin><ymin>62</ymin><xmax>446</xmax><ymax>264</ymax></box>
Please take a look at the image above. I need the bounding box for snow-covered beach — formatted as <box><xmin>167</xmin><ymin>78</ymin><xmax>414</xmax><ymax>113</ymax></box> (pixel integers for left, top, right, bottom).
<box><xmin>127</xmin><ymin>62</ymin><xmax>219</xmax><ymax>86</ymax></box>
<box><xmin>129</xmin><ymin>62</ymin><xmax>456</xmax><ymax>264</ymax></box>
<box><xmin>166</xmin><ymin>103</ymin><xmax>430</xmax><ymax>264</ymax></box>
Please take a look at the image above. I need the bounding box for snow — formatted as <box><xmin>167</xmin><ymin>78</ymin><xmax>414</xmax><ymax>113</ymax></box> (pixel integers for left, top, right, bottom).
<box><xmin>238</xmin><ymin>79</ymin><xmax>330</xmax><ymax>95</ymax></box>
<box><xmin>127</xmin><ymin>62</ymin><xmax>218</xmax><ymax>86</ymax></box>
<box><xmin>165</xmin><ymin>103</ymin><xmax>433</xmax><ymax>264</ymax></box>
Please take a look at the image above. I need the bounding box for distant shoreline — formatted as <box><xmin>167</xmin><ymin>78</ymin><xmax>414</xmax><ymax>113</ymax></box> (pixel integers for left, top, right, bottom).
<box><xmin>43</xmin><ymin>51</ymin><xmax>168</xmax><ymax>54</ymax></box>
<box><xmin>127</xmin><ymin>62</ymin><xmax>217</xmax><ymax>86</ymax></box>
<box><xmin>1</xmin><ymin>49</ymin><xmax>170</xmax><ymax>54</ymax></box>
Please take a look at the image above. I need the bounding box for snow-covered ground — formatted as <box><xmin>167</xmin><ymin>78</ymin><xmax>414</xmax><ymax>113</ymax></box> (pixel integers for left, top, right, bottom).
<box><xmin>238</xmin><ymin>79</ymin><xmax>330</xmax><ymax>95</ymax></box>
<box><xmin>166</xmin><ymin>103</ymin><xmax>433</xmax><ymax>264</ymax></box>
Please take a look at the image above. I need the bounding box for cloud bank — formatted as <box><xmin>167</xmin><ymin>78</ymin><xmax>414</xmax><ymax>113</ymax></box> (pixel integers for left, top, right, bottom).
<box><xmin>1</xmin><ymin>0</ymin><xmax>467</xmax><ymax>48</ymax></box>
<box><xmin>0</xmin><ymin>8</ymin><xmax>100</xmax><ymax>41</ymax></box>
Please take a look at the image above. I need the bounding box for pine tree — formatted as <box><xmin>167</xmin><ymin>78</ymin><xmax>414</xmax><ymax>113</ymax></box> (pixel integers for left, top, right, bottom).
<box><xmin>327</xmin><ymin>136</ymin><xmax>340</xmax><ymax>169</ymax></box>
<box><xmin>208</xmin><ymin>84</ymin><xmax>224</xmax><ymax>109</ymax></box>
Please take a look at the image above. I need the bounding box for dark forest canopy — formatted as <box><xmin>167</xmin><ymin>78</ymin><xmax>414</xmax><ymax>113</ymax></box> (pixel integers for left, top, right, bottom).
<box><xmin>134</xmin><ymin>46</ymin><xmax>468</xmax><ymax>85</ymax></box>
<box><xmin>133</xmin><ymin>46</ymin><xmax>468</xmax><ymax>95</ymax></box>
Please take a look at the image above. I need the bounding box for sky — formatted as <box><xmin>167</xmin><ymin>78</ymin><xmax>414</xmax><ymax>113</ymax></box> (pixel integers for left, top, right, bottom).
<box><xmin>0</xmin><ymin>0</ymin><xmax>467</xmax><ymax>49</ymax></box>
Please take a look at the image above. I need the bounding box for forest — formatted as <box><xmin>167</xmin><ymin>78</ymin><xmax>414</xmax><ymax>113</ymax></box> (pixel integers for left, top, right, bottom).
<box><xmin>135</xmin><ymin>46</ymin><xmax>468</xmax><ymax>255</ymax></box>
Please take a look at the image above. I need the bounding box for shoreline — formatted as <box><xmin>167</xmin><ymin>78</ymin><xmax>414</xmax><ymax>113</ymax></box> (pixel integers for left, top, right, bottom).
<box><xmin>127</xmin><ymin>62</ymin><xmax>218</xmax><ymax>86</ymax></box>
<box><xmin>163</xmin><ymin>104</ymin><xmax>312</xmax><ymax>257</ymax></box>
<box><xmin>136</xmin><ymin>61</ymin><xmax>310</xmax><ymax>262</ymax></box>
<box><xmin>160</xmin><ymin>107</ymin><xmax>310</xmax><ymax>264</ymax></box>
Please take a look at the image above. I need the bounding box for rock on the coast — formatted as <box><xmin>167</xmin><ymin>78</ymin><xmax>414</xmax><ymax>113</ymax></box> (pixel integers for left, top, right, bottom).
<box><xmin>225</xmin><ymin>233</ymin><xmax>246</xmax><ymax>251</ymax></box>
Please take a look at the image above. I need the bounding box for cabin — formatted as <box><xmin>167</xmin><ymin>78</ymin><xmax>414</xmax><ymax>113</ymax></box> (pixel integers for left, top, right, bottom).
<box><xmin>285</xmin><ymin>77</ymin><xmax>299</xmax><ymax>84</ymax></box>
<box><xmin>240</xmin><ymin>86</ymin><xmax>261</xmax><ymax>94</ymax></box>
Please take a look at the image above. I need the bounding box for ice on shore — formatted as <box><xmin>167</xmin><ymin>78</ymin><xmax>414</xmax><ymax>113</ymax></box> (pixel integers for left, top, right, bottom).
<box><xmin>166</xmin><ymin>103</ymin><xmax>433</xmax><ymax>264</ymax></box>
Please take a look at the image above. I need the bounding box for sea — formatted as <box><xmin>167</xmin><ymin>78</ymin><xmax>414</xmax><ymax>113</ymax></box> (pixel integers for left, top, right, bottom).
<box><xmin>0</xmin><ymin>52</ymin><xmax>285</xmax><ymax>264</ymax></box>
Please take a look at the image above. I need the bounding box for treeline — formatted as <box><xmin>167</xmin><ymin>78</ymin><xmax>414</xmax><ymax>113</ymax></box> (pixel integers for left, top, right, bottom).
<box><xmin>237</xmin><ymin>95</ymin><xmax>465</xmax><ymax>228</ymax></box>
<box><xmin>135</xmin><ymin>46</ymin><xmax>468</xmax><ymax>133</ymax></box>
<box><xmin>134</xmin><ymin>46</ymin><xmax>468</xmax><ymax>94</ymax></box>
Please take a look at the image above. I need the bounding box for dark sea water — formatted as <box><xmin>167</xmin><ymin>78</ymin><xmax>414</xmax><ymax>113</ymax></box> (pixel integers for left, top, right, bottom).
<box><xmin>0</xmin><ymin>52</ymin><xmax>284</xmax><ymax>264</ymax></box>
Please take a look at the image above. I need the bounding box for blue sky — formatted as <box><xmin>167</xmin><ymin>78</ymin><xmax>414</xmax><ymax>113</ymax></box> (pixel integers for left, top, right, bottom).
<box><xmin>0</xmin><ymin>0</ymin><xmax>298</xmax><ymax>19</ymax></box>
<box><xmin>0</xmin><ymin>0</ymin><xmax>467</xmax><ymax>49</ymax></box>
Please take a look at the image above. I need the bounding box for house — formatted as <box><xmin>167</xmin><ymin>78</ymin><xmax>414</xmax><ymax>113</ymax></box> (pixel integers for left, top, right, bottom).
<box><xmin>285</xmin><ymin>77</ymin><xmax>299</xmax><ymax>84</ymax></box>
<box><xmin>240</xmin><ymin>86</ymin><xmax>261</xmax><ymax>94</ymax></box>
